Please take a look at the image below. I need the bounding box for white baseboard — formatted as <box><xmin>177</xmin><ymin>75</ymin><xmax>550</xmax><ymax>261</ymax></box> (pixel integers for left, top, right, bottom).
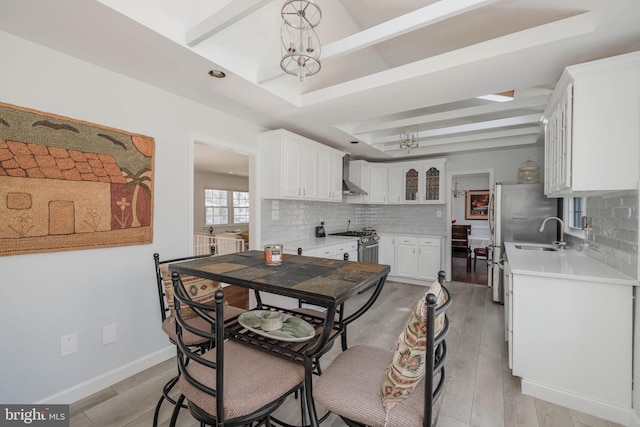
<box><xmin>522</xmin><ymin>378</ymin><xmax>637</xmax><ymax>426</ymax></box>
<box><xmin>36</xmin><ymin>346</ymin><xmax>175</xmax><ymax>405</ymax></box>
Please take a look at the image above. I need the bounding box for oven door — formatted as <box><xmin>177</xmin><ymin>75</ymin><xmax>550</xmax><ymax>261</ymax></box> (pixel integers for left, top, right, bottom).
<box><xmin>359</xmin><ymin>243</ymin><xmax>379</xmax><ymax>264</ymax></box>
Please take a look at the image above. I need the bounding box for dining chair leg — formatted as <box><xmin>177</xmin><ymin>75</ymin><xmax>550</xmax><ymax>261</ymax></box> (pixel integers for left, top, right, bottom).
<box><xmin>169</xmin><ymin>394</ymin><xmax>185</xmax><ymax>427</ymax></box>
<box><xmin>153</xmin><ymin>374</ymin><xmax>183</xmax><ymax>427</ymax></box>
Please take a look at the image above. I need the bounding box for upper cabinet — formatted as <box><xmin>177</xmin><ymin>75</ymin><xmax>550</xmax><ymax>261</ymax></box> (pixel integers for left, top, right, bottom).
<box><xmin>348</xmin><ymin>158</ymin><xmax>447</xmax><ymax>204</ymax></box>
<box><xmin>542</xmin><ymin>52</ymin><xmax>640</xmax><ymax>197</ymax></box>
<box><xmin>261</xmin><ymin>129</ymin><xmax>344</xmax><ymax>202</ymax></box>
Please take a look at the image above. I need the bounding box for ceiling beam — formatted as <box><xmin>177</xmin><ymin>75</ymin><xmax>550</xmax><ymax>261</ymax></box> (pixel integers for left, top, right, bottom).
<box><xmin>374</xmin><ymin>126</ymin><xmax>542</xmax><ymax>150</ymax></box>
<box><xmin>352</xmin><ymin>94</ymin><xmax>550</xmax><ymax>134</ymax></box>
<box><xmin>257</xmin><ymin>0</ymin><xmax>498</xmax><ymax>83</ymax></box>
<box><xmin>371</xmin><ymin>114</ymin><xmax>542</xmax><ymax>144</ymax></box>
<box><xmin>186</xmin><ymin>0</ymin><xmax>275</xmax><ymax>47</ymax></box>
<box><xmin>383</xmin><ymin>134</ymin><xmax>540</xmax><ymax>158</ymax></box>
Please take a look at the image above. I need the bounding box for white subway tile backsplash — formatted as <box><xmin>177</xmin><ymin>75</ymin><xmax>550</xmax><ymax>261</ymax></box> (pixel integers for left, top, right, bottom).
<box><xmin>261</xmin><ymin>199</ymin><xmax>447</xmax><ymax>243</ymax></box>
<box><xmin>567</xmin><ymin>190</ymin><xmax>638</xmax><ymax>279</ymax></box>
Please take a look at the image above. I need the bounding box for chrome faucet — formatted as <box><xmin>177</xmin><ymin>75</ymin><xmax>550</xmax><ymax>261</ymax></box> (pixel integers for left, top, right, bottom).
<box><xmin>539</xmin><ymin>217</ymin><xmax>566</xmax><ymax>249</ymax></box>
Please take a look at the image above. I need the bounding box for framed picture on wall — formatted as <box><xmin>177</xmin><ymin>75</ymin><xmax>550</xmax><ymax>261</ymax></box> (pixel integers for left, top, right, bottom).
<box><xmin>465</xmin><ymin>190</ymin><xmax>490</xmax><ymax>220</ymax></box>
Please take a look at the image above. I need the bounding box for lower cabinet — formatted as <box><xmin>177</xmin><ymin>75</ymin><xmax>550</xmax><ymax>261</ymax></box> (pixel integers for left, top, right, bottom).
<box><xmin>396</xmin><ymin>237</ymin><xmax>418</xmax><ymax>278</ymax></box>
<box><xmin>380</xmin><ymin>233</ymin><xmax>443</xmax><ymax>285</ymax></box>
<box><xmin>510</xmin><ymin>272</ymin><xmax>634</xmax><ymax>420</ymax></box>
<box><xmin>417</xmin><ymin>237</ymin><xmax>440</xmax><ymax>280</ymax></box>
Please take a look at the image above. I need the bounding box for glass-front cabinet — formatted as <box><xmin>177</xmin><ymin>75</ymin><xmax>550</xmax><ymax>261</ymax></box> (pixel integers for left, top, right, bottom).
<box><xmin>401</xmin><ymin>160</ymin><xmax>445</xmax><ymax>204</ymax></box>
<box><xmin>346</xmin><ymin>157</ymin><xmax>447</xmax><ymax>205</ymax></box>
<box><xmin>404</xmin><ymin>167</ymin><xmax>419</xmax><ymax>202</ymax></box>
<box><xmin>424</xmin><ymin>166</ymin><xmax>442</xmax><ymax>203</ymax></box>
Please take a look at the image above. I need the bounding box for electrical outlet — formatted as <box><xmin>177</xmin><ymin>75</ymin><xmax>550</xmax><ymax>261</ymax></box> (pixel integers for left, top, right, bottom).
<box><xmin>437</xmin><ymin>210</ymin><xmax>442</xmax><ymax>218</ymax></box>
<box><xmin>61</xmin><ymin>333</ymin><xmax>77</xmax><ymax>357</ymax></box>
<box><xmin>102</xmin><ymin>324</ymin><xmax>117</xmax><ymax>346</ymax></box>
<box><xmin>272</xmin><ymin>209</ymin><xmax>279</xmax><ymax>220</ymax></box>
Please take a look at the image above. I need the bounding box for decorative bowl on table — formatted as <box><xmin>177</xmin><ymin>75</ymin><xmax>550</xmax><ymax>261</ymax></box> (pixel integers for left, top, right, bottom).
<box><xmin>238</xmin><ymin>310</ymin><xmax>315</xmax><ymax>342</ymax></box>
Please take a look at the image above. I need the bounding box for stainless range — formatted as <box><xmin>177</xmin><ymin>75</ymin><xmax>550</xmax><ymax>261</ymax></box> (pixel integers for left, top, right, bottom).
<box><xmin>329</xmin><ymin>229</ymin><xmax>380</xmax><ymax>264</ymax></box>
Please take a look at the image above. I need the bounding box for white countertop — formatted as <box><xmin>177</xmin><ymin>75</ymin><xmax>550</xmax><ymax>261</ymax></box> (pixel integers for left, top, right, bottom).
<box><xmin>279</xmin><ymin>236</ymin><xmax>358</xmax><ymax>252</ymax></box>
<box><xmin>504</xmin><ymin>242</ymin><xmax>637</xmax><ymax>286</ymax></box>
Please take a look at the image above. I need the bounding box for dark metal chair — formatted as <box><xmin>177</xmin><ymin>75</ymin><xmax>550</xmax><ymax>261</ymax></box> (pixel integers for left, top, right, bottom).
<box><xmin>313</xmin><ymin>271</ymin><xmax>452</xmax><ymax>427</ymax></box>
<box><xmin>170</xmin><ymin>271</ymin><xmax>305</xmax><ymax>427</ymax></box>
<box><xmin>152</xmin><ymin>251</ymin><xmax>244</xmax><ymax>427</ymax></box>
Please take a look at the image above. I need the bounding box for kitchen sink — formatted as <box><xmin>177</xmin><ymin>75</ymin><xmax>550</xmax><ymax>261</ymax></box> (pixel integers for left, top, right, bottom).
<box><xmin>514</xmin><ymin>244</ymin><xmax>559</xmax><ymax>251</ymax></box>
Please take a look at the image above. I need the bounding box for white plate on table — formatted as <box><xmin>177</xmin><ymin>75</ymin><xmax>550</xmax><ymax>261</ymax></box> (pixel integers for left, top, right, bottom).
<box><xmin>237</xmin><ymin>310</ymin><xmax>316</xmax><ymax>342</ymax></box>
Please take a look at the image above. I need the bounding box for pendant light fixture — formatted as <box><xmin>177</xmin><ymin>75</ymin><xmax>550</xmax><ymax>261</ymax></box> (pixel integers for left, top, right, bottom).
<box><xmin>280</xmin><ymin>0</ymin><xmax>322</xmax><ymax>81</ymax></box>
<box><xmin>451</xmin><ymin>180</ymin><xmax>469</xmax><ymax>198</ymax></box>
<box><xmin>399</xmin><ymin>125</ymin><xmax>419</xmax><ymax>151</ymax></box>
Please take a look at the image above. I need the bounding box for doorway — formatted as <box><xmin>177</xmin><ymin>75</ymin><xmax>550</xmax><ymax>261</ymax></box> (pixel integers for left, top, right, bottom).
<box><xmin>188</xmin><ymin>134</ymin><xmax>260</xmax><ymax>252</ymax></box>
<box><xmin>446</xmin><ymin>169</ymin><xmax>493</xmax><ymax>285</ymax></box>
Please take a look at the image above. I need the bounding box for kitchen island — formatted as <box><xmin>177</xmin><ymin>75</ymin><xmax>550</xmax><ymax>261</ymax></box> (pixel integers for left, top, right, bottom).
<box><xmin>504</xmin><ymin>242</ymin><xmax>637</xmax><ymax>425</ymax></box>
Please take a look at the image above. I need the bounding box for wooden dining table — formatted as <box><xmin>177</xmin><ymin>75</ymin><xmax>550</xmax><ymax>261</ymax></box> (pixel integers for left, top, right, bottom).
<box><xmin>169</xmin><ymin>250</ymin><xmax>390</xmax><ymax>427</ymax></box>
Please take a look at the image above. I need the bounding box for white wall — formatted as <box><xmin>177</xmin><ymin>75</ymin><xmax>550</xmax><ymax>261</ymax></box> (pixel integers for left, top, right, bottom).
<box><xmin>0</xmin><ymin>31</ymin><xmax>264</xmax><ymax>403</ymax></box>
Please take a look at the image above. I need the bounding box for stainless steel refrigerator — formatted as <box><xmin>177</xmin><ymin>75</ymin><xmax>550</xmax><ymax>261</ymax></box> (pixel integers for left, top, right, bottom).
<box><xmin>488</xmin><ymin>182</ymin><xmax>558</xmax><ymax>303</ymax></box>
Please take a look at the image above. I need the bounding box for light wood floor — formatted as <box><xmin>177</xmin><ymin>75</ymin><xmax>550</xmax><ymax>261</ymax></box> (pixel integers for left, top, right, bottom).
<box><xmin>70</xmin><ymin>280</ymin><xmax>623</xmax><ymax>427</ymax></box>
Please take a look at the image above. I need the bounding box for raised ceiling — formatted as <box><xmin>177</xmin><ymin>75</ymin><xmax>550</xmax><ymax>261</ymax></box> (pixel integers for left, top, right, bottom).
<box><xmin>1</xmin><ymin>0</ymin><xmax>639</xmax><ymax>163</ymax></box>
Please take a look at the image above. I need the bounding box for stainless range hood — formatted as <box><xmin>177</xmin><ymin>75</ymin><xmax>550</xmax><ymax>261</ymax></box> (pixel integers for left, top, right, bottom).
<box><xmin>342</xmin><ymin>154</ymin><xmax>368</xmax><ymax>196</ymax></box>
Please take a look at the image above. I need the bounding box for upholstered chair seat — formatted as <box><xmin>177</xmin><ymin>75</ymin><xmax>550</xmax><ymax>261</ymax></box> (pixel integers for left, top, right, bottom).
<box><xmin>178</xmin><ymin>340</ymin><xmax>305</xmax><ymax>421</ymax></box>
<box><xmin>314</xmin><ymin>345</ymin><xmax>442</xmax><ymax>427</ymax></box>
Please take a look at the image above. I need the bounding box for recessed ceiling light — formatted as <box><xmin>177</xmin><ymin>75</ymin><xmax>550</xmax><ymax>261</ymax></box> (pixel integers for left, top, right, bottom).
<box><xmin>208</xmin><ymin>70</ymin><xmax>226</xmax><ymax>78</ymax></box>
<box><xmin>228</xmin><ymin>171</ymin><xmax>235</xmax><ymax>174</ymax></box>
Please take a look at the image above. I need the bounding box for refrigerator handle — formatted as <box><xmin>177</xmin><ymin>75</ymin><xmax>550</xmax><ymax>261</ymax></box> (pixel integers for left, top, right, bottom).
<box><xmin>488</xmin><ymin>189</ymin><xmax>495</xmax><ymax>235</ymax></box>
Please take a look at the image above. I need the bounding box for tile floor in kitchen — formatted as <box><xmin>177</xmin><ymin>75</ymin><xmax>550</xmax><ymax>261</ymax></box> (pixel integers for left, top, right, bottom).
<box><xmin>70</xmin><ymin>280</ymin><xmax>624</xmax><ymax>427</ymax></box>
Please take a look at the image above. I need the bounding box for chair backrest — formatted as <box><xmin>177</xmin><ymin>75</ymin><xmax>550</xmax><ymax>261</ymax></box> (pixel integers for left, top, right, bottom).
<box><xmin>424</xmin><ymin>270</ymin><xmax>452</xmax><ymax>426</ymax></box>
<box><xmin>153</xmin><ymin>250</ymin><xmax>216</xmax><ymax>322</ymax></box>
<box><xmin>171</xmin><ymin>271</ymin><xmax>226</xmax><ymax>422</ymax></box>
<box><xmin>451</xmin><ymin>224</ymin><xmax>471</xmax><ymax>248</ymax></box>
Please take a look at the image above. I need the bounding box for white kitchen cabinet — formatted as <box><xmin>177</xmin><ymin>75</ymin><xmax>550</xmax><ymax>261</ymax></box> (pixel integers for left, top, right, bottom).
<box><xmin>406</xmin><ymin>159</ymin><xmax>447</xmax><ymax>204</ymax></box>
<box><xmin>402</xmin><ymin>164</ymin><xmax>420</xmax><ymax>203</ymax></box>
<box><xmin>302</xmin><ymin>144</ymin><xmax>318</xmax><ymax>199</ymax></box>
<box><xmin>422</xmin><ymin>160</ymin><xmax>446</xmax><ymax>204</ymax></box>
<box><xmin>368</xmin><ymin>165</ymin><xmax>388</xmax><ymax>203</ymax></box>
<box><xmin>381</xmin><ymin>233</ymin><xmax>442</xmax><ymax>285</ymax></box>
<box><xmin>280</xmin><ymin>138</ymin><xmax>302</xmax><ymax>198</ymax></box>
<box><xmin>504</xmin><ymin>242</ymin><xmax>637</xmax><ymax>423</ymax></box>
<box><xmin>395</xmin><ymin>236</ymin><xmax>418</xmax><ymax>278</ymax></box>
<box><xmin>261</xmin><ymin>129</ymin><xmax>344</xmax><ymax>202</ymax></box>
<box><xmin>544</xmin><ymin>84</ymin><xmax>572</xmax><ymax>194</ymax></box>
<box><xmin>350</xmin><ymin>159</ymin><xmax>446</xmax><ymax>205</ymax></box>
<box><xmin>330</xmin><ymin>152</ymin><xmax>344</xmax><ymax>201</ymax></box>
<box><xmin>378</xmin><ymin>235</ymin><xmax>396</xmax><ymax>275</ymax></box>
<box><xmin>283</xmin><ymin>237</ymin><xmax>358</xmax><ymax>262</ymax></box>
<box><xmin>387</xmin><ymin>166</ymin><xmax>404</xmax><ymax>203</ymax></box>
<box><xmin>543</xmin><ymin>51</ymin><xmax>640</xmax><ymax>196</ymax></box>
<box><xmin>417</xmin><ymin>237</ymin><xmax>440</xmax><ymax>280</ymax></box>
<box><xmin>317</xmin><ymin>150</ymin><xmax>344</xmax><ymax>202</ymax></box>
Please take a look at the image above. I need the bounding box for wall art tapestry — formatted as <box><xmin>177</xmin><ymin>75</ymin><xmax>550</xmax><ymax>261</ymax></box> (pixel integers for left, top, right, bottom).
<box><xmin>0</xmin><ymin>102</ymin><xmax>154</xmax><ymax>256</ymax></box>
